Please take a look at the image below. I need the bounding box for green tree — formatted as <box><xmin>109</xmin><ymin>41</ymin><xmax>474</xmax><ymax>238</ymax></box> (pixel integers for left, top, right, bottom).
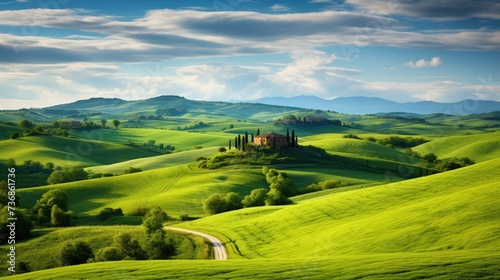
<box><xmin>101</xmin><ymin>119</ymin><xmax>107</xmax><ymax>127</ymax></box>
<box><xmin>59</xmin><ymin>241</ymin><xmax>94</xmax><ymax>266</ymax></box>
<box><xmin>9</xmin><ymin>132</ymin><xmax>20</xmax><ymax>139</ymax></box>
<box><xmin>19</xmin><ymin>120</ymin><xmax>33</xmax><ymax>129</ymax></box>
<box><xmin>218</xmin><ymin>147</ymin><xmax>227</xmax><ymax>153</ymax></box>
<box><xmin>47</xmin><ymin>166</ymin><xmax>88</xmax><ymax>185</ymax></box>
<box><xmin>144</xmin><ymin>231</ymin><xmax>174</xmax><ymax>259</ymax></box>
<box><xmin>242</xmin><ymin>188</ymin><xmax>268</xmax><ymax>207</ymax></box>
<box><xmin>51</xmin><ymin>204</ymin><xmax>72</xmax><ymax>226</ymax></box>
<box><xmin>265</xmin><ymin>189</ymin><xmax>292</xmax><ymax>206</ymax></box>
<box><xmin>203</xmin><ymin>194</ymin><xmax>227</xmax><ymax>215</ymax></box>
<box><xmin>112</xmin><ymin>119</ymin><xmax>121</xmax><ymax>128</ymax></box>
<box><xmin>424</xmin><ymin>153</ymin><xmax>438</xmax><ymax>163</ymax></box>
<box><xmin>225</xmin><ymin>192</ymin><xmax>243</xmax><ymax>211</ymax></box>
<box><xmin>142</xmin><ymin>207</ymin><xmax>168</xmax><ymax>235</ymax></box>
<box><xmin>33</xmin><ymin>189</ymin><xmax>69</xmax><ymax>218</ymax></box>
<box><xmin>113</xmin><ymin>233</ymin><xmax>147</xmax><ymax>260</ymax></box>
<box><xmin>93</xmin><ymin>246</ymin><xmax>123</xmax><ymax>262</ymax></box>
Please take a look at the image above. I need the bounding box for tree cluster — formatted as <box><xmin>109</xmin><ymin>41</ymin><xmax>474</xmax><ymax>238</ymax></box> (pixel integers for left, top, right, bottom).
<box><xmin>31</xmin><ymin>189</ymin><xmax>73</xmax><ymax>226</ymax></box>
<box><xmin>47</xmin><ymin>166</ymin><xmax>89</xmax><ymax>185</ymax></box>
<box><xmin>202</xmin><ymin>167</ymin><xmax>295</xmax><ymax>215</ymax></box>
<box><xmin>378</xmin><ymin>136</ymin><xmax>428</xmax><ymax>148</ymax></box>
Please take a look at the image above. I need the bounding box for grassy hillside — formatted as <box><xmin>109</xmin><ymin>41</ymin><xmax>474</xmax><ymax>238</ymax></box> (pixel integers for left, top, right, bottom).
<box><xmin>0</xmin><ymin>136</ymin><xmax>158</xmax><ymax>167</ymax></box>
<box><xmin>86</xmin><ymin>147</ymin><xmax>219</xmax><ymax>174</ymax></box>
<box><xmin>8</xmin><ymin>158</ymin><xmax>499</xmax><ymax>279</ymax></box>
<box><xmin>0</xmin><ymin>226</ymin><xmax>209</xmax><ymax>276</ymax></box>
<box><xmin>71</xmin><ymin>128</ymin><xmax>233</xmax><ymax>152</ymax></box>
<box><xmin>179</xmin><ymin>158</ymin><xmax>499</xmax><ymax>259</ymax></box>
<box><xmin>7</xmin><ymin>252</ymin><xmax>499</xmax><ymax>280</ymax></box>
<box><xmin>413</xmin><ymin>131</ymin><xmax>500</xmax><ymax>162</ymax></box>
<box><xmin>19</xmin><ymin>160</ymin><xmax>397</xmax><ymax>218</ymax></box>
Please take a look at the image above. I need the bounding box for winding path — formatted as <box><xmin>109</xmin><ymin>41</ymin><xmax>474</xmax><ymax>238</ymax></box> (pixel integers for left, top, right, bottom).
<box><xmin>164</xmin><ymin>226</ymin><xmax>227</xmax><ymax>260</ymax></box>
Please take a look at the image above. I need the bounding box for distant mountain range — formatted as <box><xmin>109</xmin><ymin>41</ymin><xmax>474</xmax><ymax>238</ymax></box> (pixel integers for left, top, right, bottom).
<box><xmin>45</xmin><ymin>95</ymin><xmax>500</xmax><ymax>116</ymax></box>
<box><xmin>254</xmin><ymin>96</ymin><xmax>500</xmax><ymax>115</ymax></box>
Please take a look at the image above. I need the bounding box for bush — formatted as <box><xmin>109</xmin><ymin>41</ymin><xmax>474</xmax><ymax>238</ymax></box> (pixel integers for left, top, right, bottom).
<box><xmin>97</xmin><ymin>208</ymin><xmax>123</xmax><ymax>221</ymax></box>
<box><xmin>51</xmin><ymin>205</ymin><xmax>72</xmax><ymax>227</ymax></box>
<box><xmin>202</xmin><ymin>192</ymin><xmax>244</xmax><ymax>215</ymax></box>
<box><xmin>59</xmin><ymin>241</ymin><xmax>94</xmax><ymax>266</ymax></box>
<box><xmin>265</xmin><ymin>189</ymin><xmax>292</xmax><ymax>205</ymax></box>
<box><xmin>122</xmin><ymin>167</ymin><xmax>142</xmax><ymax>175</ymax></box>
<box><xmin>343</xmin><ymin>134</ymin><xmax>361</xmax><ymax>139</ymax></box>
<box><xmin>424</xmin><ymin>153</ymin><xmax>438</xmax><ymax>163</ymax></box>
<box><xmin>144</xmin><ymin>231</ymin><xmax>175</xmax><ymax>259</ymax></box>
<box><xmin>142</xmin><ymin>207</ymin><xmax>168</xmax><ymax>235</ymax></box>
<box><xmin>242</xmin><ymin>188</ymin><xmax>268</xmax><ymax>207</ymax></box>
<box><xmin>113</xmin><ymin>233</ymin><xmax>147</xmax><ymax>260</ymax></box>
<box><xmin>47</xmin><ymin>166</ymin><xmax>88</xmax><ymax>184</ymax></box>
<box><xmin>93</xmin><ymin>246</ymin><xmax>123</xmax><ymax>262</ymax></box>
<box><xmin>32</xmin><ymin>189</ymin><xmax>69</xmax><ymax>223</ymax></box>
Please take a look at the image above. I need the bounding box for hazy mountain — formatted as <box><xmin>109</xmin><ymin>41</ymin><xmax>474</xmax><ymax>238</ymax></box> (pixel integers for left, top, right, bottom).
<box><xmin>255</xmin><ymin>95</ymin><xmax>500</xmax><ymax>115</ymax></box>
<box><xmin>44</xmin><ymin>95</ymin><xmax>303</xmax><ymax>119</ymax></box>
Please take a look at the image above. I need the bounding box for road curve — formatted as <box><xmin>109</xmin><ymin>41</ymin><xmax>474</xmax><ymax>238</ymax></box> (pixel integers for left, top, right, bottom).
<box><xmin>164</xmin><ymin>226</ymin><xmax>227</xmax><ymax>260</ymax></box>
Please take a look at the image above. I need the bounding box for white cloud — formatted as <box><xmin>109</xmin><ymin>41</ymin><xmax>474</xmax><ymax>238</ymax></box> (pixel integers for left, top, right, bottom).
<box><xmin>270</xmin><ymin>4</ymin><xmax>290</xmax><ymax>12</ymax></box>
<box><xmin>0</xmin><ymin>9</ymin><xmax>498</xmax><ymax>65</ymax></box>
<box><xmin>310</xmin><ymin>0</ymin><xmax>333</xmax><ymax>3</ymax></box>
<box><xmin>404</xmin><ymin>57</ymin><xmax>442</xmax><ymax>68</ymax></box>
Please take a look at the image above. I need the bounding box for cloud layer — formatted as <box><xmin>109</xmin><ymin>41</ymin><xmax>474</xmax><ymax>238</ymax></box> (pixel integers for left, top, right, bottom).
<box><xmin>0</xmin><ymin>8</ymin><xmax>499</xmax><ymax>65</ymax></box>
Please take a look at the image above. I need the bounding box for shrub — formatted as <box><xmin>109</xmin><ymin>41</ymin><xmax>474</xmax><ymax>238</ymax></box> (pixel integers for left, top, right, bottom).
<box><xmin>97</xmin><ymin>208</ymin><xmax>123</xmax><ymax>221</ymax></box>
<box><xmin>32</xmin><ymin>189</ymin><xmax>69</xmax><ymax>222</ymax></box>
<box><xmin>94</xmin><ymin>246</ymin><xmax>123</xmax><ymax>262</ymax></box>
<box><xmin>122</xmin><ymin>167</ymin><xmax>142</xmax><ymax>175</ymax></box>
<box><xmin>343</xmin><ymin>134</ymin><xmax>361</xmax><ymax>139</ymax></box>
<box><xmin>265</xmin><ymin>189</ymin><xmax>292</xmax><ymax>206</ymax></box>
<box><xmin>59</xmin><ymin>241</ymin><xmax>94</xmax><ymax>266</ymax></box>
<box><xmin>242</xmin><ymin>188</ymin><xmax>268</xmax><ymax>207</ymax></box>
<box><xmin>51</xmin><ymin>205</ymin><xmax>72</xmax><ymax>227</ymax></box>
<box><xmin>113</xmin><ymin>233</ymin><xmax>147</xmax><ymax>260</ymax></box>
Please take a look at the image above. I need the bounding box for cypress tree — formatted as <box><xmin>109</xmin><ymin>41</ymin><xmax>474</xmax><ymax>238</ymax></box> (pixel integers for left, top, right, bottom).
<box><xmin>257</xmin><ymin>128</ymin><xmax>260</xmax><ymax>136</ymax></box>
<box><xmin>251</xmin><ymin>133</ymin><xmax>254</xmax><ymax>143</ymax></box>
<box><xmin>286</xmin><ymin>128</ymin><xmax>290</xmax><ymax>147</ymax></box>
<box><xmin>238</xmin><ymin>134</ymin><xmax>242</xmax><ymax>151</ymax></box>
<box><xmin>229</xmin><ymin>139</ymin><xmax>231</xmax><ymax>150</ymax></box>
<box><xmin>291</xmin><ymin>130</ymin><xmax>295</xmax><ymax>147</ymax></box>
<box><xmin>295</xmin><ymin>135</ymin><xmax>298</xmax><ymax>146</ymax></box>
<box><xmin>245</xmin><ymin>131</ymin><xmax>249</xmax><ymax>145</ymax></box>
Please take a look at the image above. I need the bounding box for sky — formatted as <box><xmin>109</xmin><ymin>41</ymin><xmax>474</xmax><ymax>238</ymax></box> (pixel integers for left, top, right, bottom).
<box><xmin>0</xmin><ymin>0</ymin><xmax>499</xmax><ymax>109</ymax></box>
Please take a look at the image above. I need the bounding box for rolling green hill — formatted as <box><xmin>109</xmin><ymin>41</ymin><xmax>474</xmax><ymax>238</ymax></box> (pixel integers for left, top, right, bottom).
<box><xmin>0</xmin><ymin>136</ymin><xmax>159</xmax><ymax>167</ymax></box>
<box><xmin>18</xmin><ymin>160</ymin><xmax>395</xmax><ymax>217</ymax></box>
<box><xmin>179</xmin><ymin>158</ymin><xmax>499</xmax><ymax>259</ymax></box>
<box><xmin>71</xmin><ymin>128</ymin><xmax>233</xmax><ymax>152</ymax></box>
<box><xmin>413</xmin><ymin>131</ymin><xmax>500</xmax><ymax>162</ymax></box>
<box><xmin>9</xmin><ymin>158</ymin><xmax>500</xmax><ymax>279</ymax></box>
<box><xmin>86</xmin><ymin>147</ymin><xmax>219</xmax><ymax>174</ymax></box>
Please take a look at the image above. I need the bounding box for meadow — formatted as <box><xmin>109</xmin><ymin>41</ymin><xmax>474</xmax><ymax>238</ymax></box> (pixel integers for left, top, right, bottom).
<box><xmin>0</xmin><ymin>98</ymin><xmax>498</xmax><ymax>279</ymax></box>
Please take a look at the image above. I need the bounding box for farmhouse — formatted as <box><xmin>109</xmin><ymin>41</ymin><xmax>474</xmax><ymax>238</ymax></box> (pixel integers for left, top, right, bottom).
<box><xmin>254</xmin><ymin>132</ymin><xmax>288</xmax><ymax>148</ymax></box>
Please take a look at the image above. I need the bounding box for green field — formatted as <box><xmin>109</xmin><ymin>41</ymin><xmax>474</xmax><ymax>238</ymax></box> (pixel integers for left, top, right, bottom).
<box><xmin>413</xmin><ymin>131</ymin><xmax>500</xmax><ymax>162</ymax></box>
<box><xmin>1</xmin><ymin>100</ymin><xmax>499</xmax><ymax>279</ymax></box>
<box><xmin>178</xmin><ymin>158</ymin><xmax>499</xmax><ymax>259</ymax></box>
<box><xmin>0</xmin><ymin>135</ymin><xmax>159</xmax><ymax>167</ymax></box>
<box><xmin>6</xmin><ymin>158</ymin><xmax>500</xmax><ymax>279</ymax></box>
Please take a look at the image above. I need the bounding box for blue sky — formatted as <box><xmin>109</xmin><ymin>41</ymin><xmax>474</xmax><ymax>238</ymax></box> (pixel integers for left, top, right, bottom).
<box><xmin>0</xmin><ymin>0</ymin><xmax>499</xmax><ymax>109</ymax></box>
